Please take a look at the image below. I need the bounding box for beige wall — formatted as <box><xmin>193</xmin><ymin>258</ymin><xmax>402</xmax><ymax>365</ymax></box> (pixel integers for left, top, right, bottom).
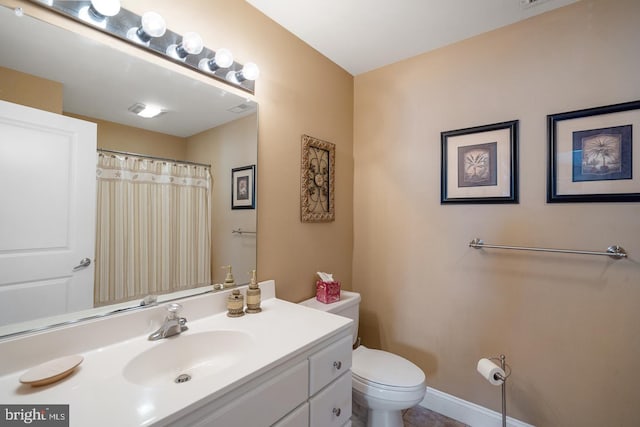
<box><xmin>67</xmin><ymin>113</ymin><xmax>188</xmax><ymax>160</ymax></box>
<box><xmin>187</xmin><ymin>114</ymin><xmax>258</xmax><ymax>285</ymax></box>
<box><xmin>353</xmin><ymin>1</ymin><xmax>640</xmax><ymax>426</ymax></box>
<box><xmin>0</xmin><ymin>66</ymin><xmax>62</xmax><ymax>113</ymax></box>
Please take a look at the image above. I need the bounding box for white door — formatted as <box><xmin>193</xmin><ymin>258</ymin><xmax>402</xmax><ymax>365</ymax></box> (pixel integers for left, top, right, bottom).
<box><xmin>0</xmin><ymin>100</ymin><xmax>97</xmax><ymax>326</ymax></box>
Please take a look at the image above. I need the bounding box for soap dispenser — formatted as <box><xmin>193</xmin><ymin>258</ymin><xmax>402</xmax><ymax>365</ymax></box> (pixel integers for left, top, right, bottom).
<box><xmin>221</xmin><ymin>265</ymin><xmax>236</xmax><ymax>288</ymax></box>
<box><xmin>227</xmin><ymin>289</ymin><xmax>244</xmax><ymax>317</ymax></box>
<box><xmin>245</xmin><ymin>269</ymin><xmax>261</xmax><ymax>314</ymax></box>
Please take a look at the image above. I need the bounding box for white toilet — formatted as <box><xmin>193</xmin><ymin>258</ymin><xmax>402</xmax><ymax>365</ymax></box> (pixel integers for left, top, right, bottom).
<box><xmin>300</xmin><ymin>290</ymin><xmax>426</xmax><ymax>427</ymax></box>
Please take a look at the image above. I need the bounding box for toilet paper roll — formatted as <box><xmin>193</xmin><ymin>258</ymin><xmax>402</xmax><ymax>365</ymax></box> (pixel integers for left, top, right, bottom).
<box><xmin>477</xmin><ymin>358</ymin><xmax>505</xmax><ymax>386</ymax></box>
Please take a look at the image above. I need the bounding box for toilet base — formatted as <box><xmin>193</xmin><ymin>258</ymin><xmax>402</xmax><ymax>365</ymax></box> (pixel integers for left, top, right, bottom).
<box><xmin>353</xmin><ymin>388</ymin><xmax>412</xmax><ymax>427</ymax></box>
<box><xmin>366</xmin><ymin>408</ymin><xmax>403</xmax><ymax>427</ymax></box>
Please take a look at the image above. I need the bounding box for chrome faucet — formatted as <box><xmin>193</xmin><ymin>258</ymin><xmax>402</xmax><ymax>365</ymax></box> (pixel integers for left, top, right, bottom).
<box><xmin>148</xmin><ymin>303</ymin><xmax>188</xmax><ymax>341</ymax></box>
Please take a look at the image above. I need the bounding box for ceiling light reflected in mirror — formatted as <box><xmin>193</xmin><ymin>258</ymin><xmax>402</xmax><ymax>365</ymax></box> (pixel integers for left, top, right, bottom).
<box><xmin>128</xmin><ymin>103</ymin><xmax>164</xmax><ymax>119</ymax></box>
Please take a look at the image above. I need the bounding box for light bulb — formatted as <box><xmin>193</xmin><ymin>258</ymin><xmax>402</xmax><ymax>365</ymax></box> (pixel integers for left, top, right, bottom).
<box><xmin>241</xmin><ymin>63</ymin><xmax>260</xmax><ymax>81</ymax></box>
<box><xmin>214</xmin><ymin>49</ymin><xmax>234</xmax><ymax>68</ymax></box>
<box><xmin>141</xmin><ymin>12</ymin><xmax>166</xmax><ymax>37</ymax></box>
<box><xmin>127</xmin><ymin>11</ymin><xmax>166</xmax><ymax>45</ymax></box>
<box><xmin>198</xmin><ymin>48</ymin><xmax>234</xmax><ymax>73</ymax></box>
<box><xmin>90</xmin><ymin>0</ymin><xmax>120</xmax><ymax>18</ymax></box>
<box><xmin>80</xmin><ymin>0</ymin><xmax>120</xmax><ymax>27</ymax></box>
<box><xmin>167</xmin><ymin>32</ymin><xmax>204</xmax><ymax>60</ymax></box>
<box><xmin>226</xmin><ymin>62</ymin><xmax>260</xmax><ymax>84</ymax></box>
<box><xmin>181</xmin><ymin>32</ymin><xmax>204</xmax><ymax>55</ymax></box>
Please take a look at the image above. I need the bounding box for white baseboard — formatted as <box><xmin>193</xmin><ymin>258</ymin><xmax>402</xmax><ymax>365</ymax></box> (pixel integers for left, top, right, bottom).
<box><xmin>419</xmin><ymin>387</ymin><xmax>535</xmax><ymax>427</ymax></box>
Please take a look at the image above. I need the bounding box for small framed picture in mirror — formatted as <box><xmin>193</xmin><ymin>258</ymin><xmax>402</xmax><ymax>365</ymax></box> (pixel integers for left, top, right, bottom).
<box><xmin>232</xmin><ymin>165</ymin><xmax>256</xmax><ymax>209</ymax></box>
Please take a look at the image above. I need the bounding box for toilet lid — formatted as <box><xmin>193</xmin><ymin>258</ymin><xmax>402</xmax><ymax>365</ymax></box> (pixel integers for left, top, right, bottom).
<box><xmin>352</xmin><ymin>346</ymin><xmax>425</xmax><ymax>389</ymax></box>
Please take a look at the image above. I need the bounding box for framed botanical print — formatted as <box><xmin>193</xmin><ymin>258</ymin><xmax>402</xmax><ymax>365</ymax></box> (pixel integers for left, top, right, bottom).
<box><xmin>231</xmin><ymin>165</ymin><xmax>255</xmax><ymax>209</ymax></box>
<box><xmin>441</xmin><ymin>120</ymin><xmax>519</xmax><ymax>204</ymax></box>
<box><xmin>548</xmin><ymin>100</ymin><xmax>640</xmax><ymax>202</ymax></box>
<box><xmin>301</xmin><ymin>134</ymin><xmax>335</xmax><ymax>222</ymax></box>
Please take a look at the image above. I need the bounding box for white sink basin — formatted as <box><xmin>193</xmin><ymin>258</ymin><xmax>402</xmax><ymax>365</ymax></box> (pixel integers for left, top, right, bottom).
<box><xmin>123</xmin><ymin>330</ymin><xmax>254</xmax><ymax>387</ymax></box>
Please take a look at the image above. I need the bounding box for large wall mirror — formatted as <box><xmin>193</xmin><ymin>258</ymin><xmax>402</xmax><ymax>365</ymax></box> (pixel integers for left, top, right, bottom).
<box><xmin>0</xmin><ymin>5</ymin><xmax>258</xmax><ymax>337</ymax></box>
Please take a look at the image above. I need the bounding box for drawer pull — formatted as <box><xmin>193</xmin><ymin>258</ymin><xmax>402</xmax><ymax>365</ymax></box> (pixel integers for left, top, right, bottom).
<box><xmin>333</xmin><ymin>407</ymin><xmax>341</xmax><ymax>417</ymax></box>
<box><xmin>333</xmin><ymin>361</ymin><xmax>342</xmax><ymax>370</ymax></box>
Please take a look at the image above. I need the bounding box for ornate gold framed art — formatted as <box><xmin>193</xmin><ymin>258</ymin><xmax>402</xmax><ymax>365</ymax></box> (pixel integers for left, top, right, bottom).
<box><xmin>301</xmin><ymin>134</ymin><xmax>335</xmax><ymax>222</ymax></box>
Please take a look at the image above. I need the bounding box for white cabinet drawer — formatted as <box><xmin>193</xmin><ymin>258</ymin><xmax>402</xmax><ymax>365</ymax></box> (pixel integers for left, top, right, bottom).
<box><xmin>196</xmin><ymin>360</ymin><xmax>309</xmax><ymax>427</ymax></box>
<box><xmin>309</xmin><ymin>334</ymin><xmax>352</xmax><ymax>395</ymax></box>
<box><xmin>273</xmin><ymin>402</ymin><xmax>309</xmax><ymax>427</ymax></box>
<box><xmin>309</xmin><ymin>371</ymin><xmax>352</xmax><ymax>427</ymax></box>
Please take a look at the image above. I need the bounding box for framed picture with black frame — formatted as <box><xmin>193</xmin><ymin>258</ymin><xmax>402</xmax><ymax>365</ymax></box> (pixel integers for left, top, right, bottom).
<box><xmin>231</xmin><ymin>165</ymin><xmax>255</xmax><ymax>209</ymax></box>
<box><xmin>441</xmin><ymin>120</ymin><xmax>519</xmax><ymax>204</ymax></box>
<box><xmin>548</xmin><ymin>100</ymin><xmax>640</xmax><ymax>203</ymax></box>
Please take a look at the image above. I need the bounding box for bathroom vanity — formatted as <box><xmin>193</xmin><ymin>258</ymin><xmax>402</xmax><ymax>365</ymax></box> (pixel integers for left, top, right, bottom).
<box><xmin>0</xmin><ymin>281</ymin><xmax>353</xmax><ymax>427</ymax></box>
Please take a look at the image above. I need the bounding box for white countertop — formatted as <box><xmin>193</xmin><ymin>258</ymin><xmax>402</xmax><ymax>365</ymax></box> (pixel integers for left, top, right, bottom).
<box><xmin>0</xmin><ymin>281</ymin><xmax>352</xmax><ymax>426</ymax></box>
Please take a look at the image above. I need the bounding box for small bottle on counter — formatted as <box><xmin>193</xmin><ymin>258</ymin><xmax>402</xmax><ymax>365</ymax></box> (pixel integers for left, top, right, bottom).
<box><xmin>245</xmin><ymin>269</ymin><xmax>261</xmax><ymax>314</ymax></box>
<box><xmin>226</xmin><ymin>289</ymin><xmax>245</xmax><ymax>317</ymax></box>
<box><xmin>222</xmin><ymin>265</ymin><xmax>236</xmax><ymax>288</ymax></box>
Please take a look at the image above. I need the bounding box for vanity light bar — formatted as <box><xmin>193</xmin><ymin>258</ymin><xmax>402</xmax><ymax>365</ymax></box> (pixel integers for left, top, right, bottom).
<box><xmin>31</xmin><ymin>0</ymin><xmax>258</xmax><ymax>94</ymax></box>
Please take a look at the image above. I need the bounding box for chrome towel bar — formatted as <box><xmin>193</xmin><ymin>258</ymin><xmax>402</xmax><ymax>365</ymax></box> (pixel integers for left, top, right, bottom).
<box><xmin>469</xmin><ymin>238</ymin><xmax>627</xmax><ymax>259</ymax></box>
<box><xmin>232</xmin><ymin>228</ymin><xmax>256</xmax><ymax>235</ymax></box>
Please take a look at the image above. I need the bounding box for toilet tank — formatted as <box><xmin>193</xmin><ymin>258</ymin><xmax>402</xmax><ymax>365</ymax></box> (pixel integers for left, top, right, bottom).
<box><xmin>299</xmin><ymin>290</ymin><xmax>361</xmax><ymax>346</ymax></box>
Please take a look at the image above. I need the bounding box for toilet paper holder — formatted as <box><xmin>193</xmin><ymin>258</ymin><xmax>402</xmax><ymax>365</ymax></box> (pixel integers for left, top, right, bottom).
<box><xmin>480</xmin><ymin>354</ymin><xmax>511</xmax><ymax>427</ymax></box>
<box><xmin>487</xmin><ymin>354</ymin><xmax>511</xmax><ymax>383</ymax></box>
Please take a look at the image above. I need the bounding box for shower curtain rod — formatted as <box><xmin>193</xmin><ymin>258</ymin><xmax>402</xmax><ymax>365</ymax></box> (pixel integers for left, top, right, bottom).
<box><xmin>469</xmin><ymin>238</ymin><xmax>627</xmax><ymax>259</ymax></box>
<box><xmin>98</xmin><ymin>148</ymin><xmax>211</xmax><ymax>168</ymax></box>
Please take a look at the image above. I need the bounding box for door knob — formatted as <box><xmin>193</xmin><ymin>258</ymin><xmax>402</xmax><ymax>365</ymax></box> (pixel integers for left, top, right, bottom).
<box><xmin>73</xmin><ymin>258</ymin><xmax>91</xmax><ymax>271</ymax></box>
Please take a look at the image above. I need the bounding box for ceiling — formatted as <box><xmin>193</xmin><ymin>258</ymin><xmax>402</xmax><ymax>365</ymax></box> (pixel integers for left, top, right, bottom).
<box><xmin>246</xmin><ymin>0</ymin><xmax>579</xmax><ymax>75</ymax></box>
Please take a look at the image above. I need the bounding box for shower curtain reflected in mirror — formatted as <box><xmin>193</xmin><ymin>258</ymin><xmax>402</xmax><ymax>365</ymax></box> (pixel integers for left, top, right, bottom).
<box><xmin>95</xmin><ymin>152</ymin><xmax>212</xmax><ymax>306</ymax></box>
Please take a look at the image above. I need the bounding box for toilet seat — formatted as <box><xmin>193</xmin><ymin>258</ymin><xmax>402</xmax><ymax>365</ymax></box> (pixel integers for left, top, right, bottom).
<box><xmin>352</xmin><ymin>373</ymin><xmax>426</xmax><ymax>405</ymax></box>
<box><xmin>352</xmin><ymin>373</ymin><xmax>425</xmax><ymax>394</ymax></box>
<box><xmin>352</xmin><ymin>346</ymin><xmax>425</xmax><ymax>390</ymax></box>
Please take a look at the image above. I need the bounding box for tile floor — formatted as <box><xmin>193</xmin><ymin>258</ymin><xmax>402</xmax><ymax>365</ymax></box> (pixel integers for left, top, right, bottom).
<box><xmin>352</xmin><ymin>400</ymin><xmax>469</xmax><ymax>427</ymax></box>
<box><xmin>402</xmin><ymin>405</ymin><xmax>470</xmax><ymax>427</ymax></box>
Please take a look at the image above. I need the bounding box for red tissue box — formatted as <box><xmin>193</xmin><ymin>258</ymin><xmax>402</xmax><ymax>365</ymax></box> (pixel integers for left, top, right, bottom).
<box><xmin>316</xmin><ymin>280</ymin><xmax>341</xmax><ymax>304</ymax></box>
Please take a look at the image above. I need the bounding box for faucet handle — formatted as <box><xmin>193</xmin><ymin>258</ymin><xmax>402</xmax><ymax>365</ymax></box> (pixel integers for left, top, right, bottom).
<box><xmin>167</xmin><ymin>303</ymin><xmax>183</xmax><ymax>319</ymax></box>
